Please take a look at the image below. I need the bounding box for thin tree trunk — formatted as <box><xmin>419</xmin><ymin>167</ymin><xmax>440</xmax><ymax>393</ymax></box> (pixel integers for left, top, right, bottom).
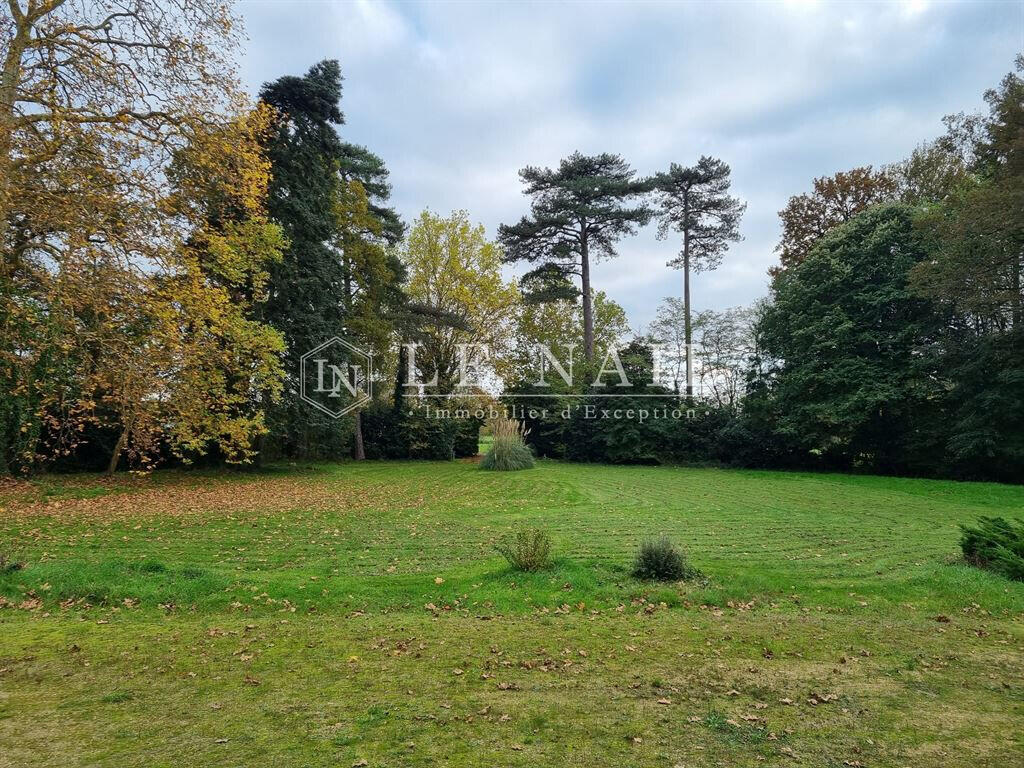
<box><xmin>1012</xmin><ymin>248</ymin><xmax>1022</xmax><ymax>329</ymax></box>
<box><xmin>393</xmin><ymin>342</ymin><xmax>408</xmax><ymax>412</ymax></box>
<box><xmin>580</xmin><ymin>228</ymin><xmax>594</xmax><ymax>363</ymax></box>
<box><xmin>353</xmin><ymin>410</ymin><xmax>365</xmax><ymax>460</ymax></box>
<box><xmin>253</xmin><ymin>432</ymin><xmax>266</xmax><ymax>467</ymax></box>
<box><xmin>340</xmin><ymin>252</ymin><xmax>366</xmax><ymax>460</ymax></box>
<box><xmin>107</xmin><ymin>426</ymin><xmax>129</xmax><ymax>475</ymax></box>
<box><xmin>0</xmin><ymin>10</ymin><xmax>30</xmax><ymax>268</ymax></box>
<box><xmin>683</xmin><ymin>230</ymin><xmax>693</xmax><ymax>398</ymax></box>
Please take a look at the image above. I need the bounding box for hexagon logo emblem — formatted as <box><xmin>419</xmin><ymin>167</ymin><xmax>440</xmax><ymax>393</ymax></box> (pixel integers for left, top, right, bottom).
<box><xmin>299</xmin><ymin>337</ymin><xmax>373</xmax><ymax>419</ymax></box>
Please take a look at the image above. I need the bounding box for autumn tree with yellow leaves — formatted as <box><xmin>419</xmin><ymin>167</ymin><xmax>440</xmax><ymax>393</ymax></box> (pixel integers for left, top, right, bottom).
<box><xmin>0</xmin><ymin>0</ymin><xmax>285</xmax><ymax>472</ymax></box>
<box><xmin>400</xmin><ymin>210</ymin><xmax>521</xmax><ymax>395</ymax></box>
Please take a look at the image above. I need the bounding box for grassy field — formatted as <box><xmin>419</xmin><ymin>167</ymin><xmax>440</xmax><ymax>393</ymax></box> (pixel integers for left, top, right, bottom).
<box><xmin>1</xmin><ymin>460</ymin><xmax>1022</xmax><ymax>767</ymax></box>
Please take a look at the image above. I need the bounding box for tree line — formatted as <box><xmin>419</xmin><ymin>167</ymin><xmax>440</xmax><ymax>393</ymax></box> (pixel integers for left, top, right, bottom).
<box><xmin>511</xmin><ymin>56</ymin><xmax>1022</xmax><ymax>482</ymax></box>
<box><xmin>750</xmin><ymin>57</ymin><xmax>1024</xmax><ymax>481</ymax></box>
<box><xmin>1</xmin><ymin>1</ymin><xmax>1020</xmax><ymax>482</ymax></box>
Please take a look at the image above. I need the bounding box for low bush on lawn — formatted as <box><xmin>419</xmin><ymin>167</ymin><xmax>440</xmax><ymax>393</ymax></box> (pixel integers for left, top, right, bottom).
<box><xmin>496</xmin><ymin>527</ymin><xmax>552</xmax><ymax>571</ymax></box>
<box><xmin>480</xmin><ymin>418</ymin><xmax>534</xmax><ymax>471</ymax></box>
<box><xmin>960</xmin><ymin>516</ymin><xmax>1024</xmax><ymax>581</ymax></box>
<box><xmin>633</xmin><ymin>536</ymin><xmax>701</xmax><ymax>581</ymax></box>
<box><xmin>0</xmin><ymin>540</ymin><xmax>23</xmax><ymax>574</ymax></box>
<box><xmin>0</xmin><ymin>552</ymin><xmax>22</xmax><ymax>573</ymax></box>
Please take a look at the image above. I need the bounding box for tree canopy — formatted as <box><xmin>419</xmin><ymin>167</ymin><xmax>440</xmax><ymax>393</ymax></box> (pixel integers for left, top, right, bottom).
<box><xmin>400</xmin><ymin>210</ymin><xmax>520</xmax><ymax>394</ymax></box>
<box><xmin>498</xmin><ymin>152</ymin><xmax>651</xmax><ymax>362</ymax></box>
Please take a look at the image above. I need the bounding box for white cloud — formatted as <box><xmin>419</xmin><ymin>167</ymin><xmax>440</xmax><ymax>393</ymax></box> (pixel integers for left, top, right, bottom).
<box><xmin>239</xmin><ymin>0</ymin><xmax>1020</xmax><ymax>330</ymax></box>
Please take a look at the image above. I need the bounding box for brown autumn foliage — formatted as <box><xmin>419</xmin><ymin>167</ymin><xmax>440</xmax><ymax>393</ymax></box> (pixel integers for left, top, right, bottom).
<box><xmin>773</xmin><ymin>166</ymin><xmax>898</xmax><ymax>275</ymax></box>
<box><xmin>0</xmin><ymin>1</ymin><xmax>285</xmax><ymax>473</ymax></box>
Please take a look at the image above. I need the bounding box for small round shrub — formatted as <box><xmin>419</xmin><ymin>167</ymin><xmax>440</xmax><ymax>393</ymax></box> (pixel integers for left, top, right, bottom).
<box><xmin>0</xmin><ymin>552</ymin><xmax>22</xmax><ymax>573</ymax></box>
<box><xmin>496</xmin><ymin>528</ymin><xmax>552</xmax><ymax>571</ymax></box>
<box><xmin>633</xmin><ymin>536</ymin><xmax>700</xmax><ymax>581</ymax></box>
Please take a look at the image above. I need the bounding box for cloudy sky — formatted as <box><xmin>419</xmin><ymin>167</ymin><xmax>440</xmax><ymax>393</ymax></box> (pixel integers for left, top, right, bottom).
<box><xmin>238</xmin><ymin>0</ymin><xmax>1022</xmax><ymax>331</ymax></box>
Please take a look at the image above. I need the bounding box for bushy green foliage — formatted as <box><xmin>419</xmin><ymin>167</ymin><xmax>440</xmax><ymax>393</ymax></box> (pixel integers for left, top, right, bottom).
<box><xmin>480</xmin><ymin>419</ymin><xmax>534</xmax><ymax>471</ymax></box>
<box><xmin>361</xmin><ymin>405</ymin><xmax>480</xmax><ymax>460</ymax></box>
<box><xmin>960</xmin><ymin>517</ymin><xmax>1024</xmax><ymax>581</ymax></box>
<box><xmin>758</xmin><ymin>204</ymin><xmax>943</xmax><ymax>474</ymax></box>
<box><xmin>633</xmin><ymin>537</ymin><xmax>700</xmax><ymax>581</ymax></box>
<box><xmin>495</xmin><ymin>528</ymin><xmax>552</xmax><ymax>571</ymax></box>
<box><xmin>940</xmin><ymin>329</ymin><xmax>1024</xmax><ymax>482</ymax></box>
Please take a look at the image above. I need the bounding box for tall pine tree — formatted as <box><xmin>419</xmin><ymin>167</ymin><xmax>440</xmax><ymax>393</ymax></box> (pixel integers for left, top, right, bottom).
<box><xmin>498</xmin><ymin>152</ymin><xmax>651</xmax><ymax>362</ymax></box>
<box><xmin>259</xmin><ymin>61</ymin><xmax>403</xmax><ymax>458</ymax></box>
<box><xmin>652</xmin><ymin>157</ymin><xmax>744</xmax><ymax>396</ymax></box>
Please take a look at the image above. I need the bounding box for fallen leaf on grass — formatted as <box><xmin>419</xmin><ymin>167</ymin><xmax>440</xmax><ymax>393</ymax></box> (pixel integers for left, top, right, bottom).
<box><xmin>808</xmin><ymin>692</ymin><xmax>838</xmax><ymax>705</ymax></box>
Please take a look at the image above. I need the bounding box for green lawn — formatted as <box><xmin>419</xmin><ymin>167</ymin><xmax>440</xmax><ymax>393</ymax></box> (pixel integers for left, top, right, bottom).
<box><xmin>1</xmin><ymin>461</ymin><xmax>1022</xmax><ymax>767</ymax></box>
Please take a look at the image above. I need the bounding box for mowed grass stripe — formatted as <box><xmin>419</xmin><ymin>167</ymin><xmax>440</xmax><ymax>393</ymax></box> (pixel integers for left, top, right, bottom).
<box><xmin>1</xmin><ymin>461</ymin><xmax>1022</xmax><ymax>615</ymax></box>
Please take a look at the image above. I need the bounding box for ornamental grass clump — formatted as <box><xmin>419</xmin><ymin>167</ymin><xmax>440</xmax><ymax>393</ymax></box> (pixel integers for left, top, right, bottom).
<box><xmin>633</xmin><ymin>536</ymin><xmax>701</xmax><ymax>581</ymax></box>
<box><xmin>480</xmin><ymin>418</ymin><xmax>534</xmax><ymax>471</ymax></box>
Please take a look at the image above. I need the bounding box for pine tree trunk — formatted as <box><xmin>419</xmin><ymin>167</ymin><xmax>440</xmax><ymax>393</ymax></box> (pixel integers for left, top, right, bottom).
<box><xmin>683</xmin><ymin>231</ymin><xmax>693</xmax><ymax>398</ymax></box>
<box><xmin>580</xmin><ymin>229</ymin><xmax>594</xmax><ymax>363</ymax></box>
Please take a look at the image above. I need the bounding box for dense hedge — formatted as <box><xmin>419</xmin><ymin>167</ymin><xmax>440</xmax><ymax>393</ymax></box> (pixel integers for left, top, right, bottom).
<box><xmin>503</xmin><ymin>378</ymin><xmax>804</xmax><ymax>470</ymax></box>
<box><xmin>361</xmin><ymin>405</ymin><xmax>480</xmax><ymax>460</ymax></box>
